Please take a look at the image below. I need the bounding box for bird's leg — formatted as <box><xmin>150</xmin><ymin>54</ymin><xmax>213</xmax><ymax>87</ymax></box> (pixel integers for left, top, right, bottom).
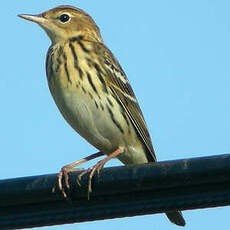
<box><xmin>55</xmin><ymin>151</ymin><xmax>104</xmax><ymax>198</ymax></box>
<box><xmin>84</xmin><ymin>147</ymin><xmax>124</xmax><ymax>199</ymax></box>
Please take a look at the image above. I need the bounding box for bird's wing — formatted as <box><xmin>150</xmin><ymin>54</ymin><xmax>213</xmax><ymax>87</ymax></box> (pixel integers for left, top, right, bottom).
<box><xmin>97</xmin><ymin>43</ymin><xmax>156</xmax><ymax>162</ymax></box>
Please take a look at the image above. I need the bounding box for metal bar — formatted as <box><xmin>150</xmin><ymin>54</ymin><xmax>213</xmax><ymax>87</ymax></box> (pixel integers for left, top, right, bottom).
<box><xmin>0</xmin><ymin>154</ymin><xmax>230</xmax><ymax>229</ymax></box>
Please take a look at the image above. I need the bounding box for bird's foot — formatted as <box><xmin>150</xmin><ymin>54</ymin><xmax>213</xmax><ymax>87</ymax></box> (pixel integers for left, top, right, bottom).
<box><xmin>52</xmin><ymin>166</ymin><xmax>83</xmax><ymax>198</ymax></box>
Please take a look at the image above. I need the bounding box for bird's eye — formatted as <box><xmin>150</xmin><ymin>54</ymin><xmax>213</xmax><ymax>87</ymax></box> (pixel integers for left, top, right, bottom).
<box><xmin>59</xmin><ymin>14</ymin><xmax>70</xmax><ymax>23</ymax></box>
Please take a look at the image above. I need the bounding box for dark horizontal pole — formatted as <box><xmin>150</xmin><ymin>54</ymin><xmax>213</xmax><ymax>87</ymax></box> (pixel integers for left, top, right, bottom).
<box><xmin>1</xmin><ymin>154</ymin><xmax>230</xmax><ymax>229</ymax></box>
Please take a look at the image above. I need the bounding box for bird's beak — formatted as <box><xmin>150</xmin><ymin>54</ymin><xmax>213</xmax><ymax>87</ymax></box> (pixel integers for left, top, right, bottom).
<box><xmin>18</xmin><ymin>14</ymin><xmax>48</xmax><ymax>25</ymax></box>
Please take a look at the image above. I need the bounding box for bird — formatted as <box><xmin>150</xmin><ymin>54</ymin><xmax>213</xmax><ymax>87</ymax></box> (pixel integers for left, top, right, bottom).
<box><xmin>18</xmin><ymin>5</ymin><xmax>185</xmax><ymax>226</ymax></box>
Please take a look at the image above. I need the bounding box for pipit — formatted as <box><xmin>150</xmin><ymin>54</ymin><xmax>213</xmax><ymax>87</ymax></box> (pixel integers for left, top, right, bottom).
<box><xmin>18</xmin><ymin>5</ymin><xmax>185</xmax><ymax>226</ymax></box>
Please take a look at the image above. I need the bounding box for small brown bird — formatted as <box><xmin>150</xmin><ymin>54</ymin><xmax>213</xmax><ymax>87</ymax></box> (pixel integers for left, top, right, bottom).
<box><xmin>18</xmin><ymin>5</ymin><xmax>185</xmax><ymax>226</ymax></box>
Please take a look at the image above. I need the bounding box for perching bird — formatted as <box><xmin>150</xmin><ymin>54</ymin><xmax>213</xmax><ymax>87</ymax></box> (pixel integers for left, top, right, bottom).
<box><xmin>18</xmin><ymin>5</ymin><xmax>185</xmax><ymax>226</ymax></box>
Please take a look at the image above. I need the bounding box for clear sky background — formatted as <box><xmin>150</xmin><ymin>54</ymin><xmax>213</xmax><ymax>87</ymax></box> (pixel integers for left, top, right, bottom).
<box><xmin>1</xmin><ymin>0</ymin><xmax>230</xmax><ymax>229</ymax></box>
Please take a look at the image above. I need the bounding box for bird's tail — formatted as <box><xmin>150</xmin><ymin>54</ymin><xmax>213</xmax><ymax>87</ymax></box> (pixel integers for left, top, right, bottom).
<box><xmin>165</xmin><ymin>211</ymin><xmax>186</xmax><ymax>227</ymax></box>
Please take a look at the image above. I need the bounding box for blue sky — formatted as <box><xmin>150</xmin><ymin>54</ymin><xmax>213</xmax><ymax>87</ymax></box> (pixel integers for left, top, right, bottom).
<box><xmin>1</xmin><ymin>0</ymin><xmax>230</xmax><ymax>229</ymax></box>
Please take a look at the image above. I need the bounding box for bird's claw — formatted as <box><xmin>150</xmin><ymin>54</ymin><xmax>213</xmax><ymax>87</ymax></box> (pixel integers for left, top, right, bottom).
<box><xmin>54</xmin><ymin>166</ymin><xmax>84</xmax><ymax>198</ymax></box>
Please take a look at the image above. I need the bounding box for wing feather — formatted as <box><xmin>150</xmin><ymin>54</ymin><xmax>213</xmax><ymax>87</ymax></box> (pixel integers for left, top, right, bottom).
<box><xmin>95</xmin><ymin>42</ymin><xmax>156</xmax><ymax>162</ymax></box>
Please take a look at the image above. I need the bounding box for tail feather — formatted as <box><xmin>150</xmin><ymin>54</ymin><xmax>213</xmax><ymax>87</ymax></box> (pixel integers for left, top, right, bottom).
<box><xmin>165</xmin><ymin>211</ymin><xmax>186</xmax><ymax>227</ymax></box>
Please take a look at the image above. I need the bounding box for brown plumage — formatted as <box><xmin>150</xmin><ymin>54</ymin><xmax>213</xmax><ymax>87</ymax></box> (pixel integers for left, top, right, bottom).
<box><xmin>19</xmin><ymin>5</ymin><xmax>185</xmax><ymax>226</ymax></box>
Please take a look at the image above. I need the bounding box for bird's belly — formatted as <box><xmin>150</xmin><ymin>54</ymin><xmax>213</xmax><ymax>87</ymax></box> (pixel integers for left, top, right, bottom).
<box><xmin>50</xmin><ymin>84</ymin><xmax>127</xmax><ymax>154</ymax></box>
<box><xmin>49</xmin><ymin>73</ymin><xmax>149</xmax><ymax>164</ymax></box>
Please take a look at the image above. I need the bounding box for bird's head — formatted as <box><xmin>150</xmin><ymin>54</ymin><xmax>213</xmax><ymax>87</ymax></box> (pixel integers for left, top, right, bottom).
<box><xmin>18</xmin><ymin>5</ymin><xmax>103</xmax><ymax>44</ymax></box>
